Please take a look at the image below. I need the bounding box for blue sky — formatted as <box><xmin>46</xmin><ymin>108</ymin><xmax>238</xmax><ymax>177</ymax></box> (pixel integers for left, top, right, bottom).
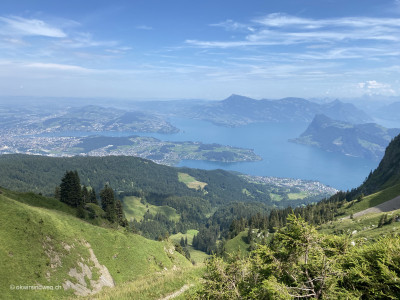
<box><xmin>0</xmin><ymin>0</ymin><xmax>400</xmax><ymax>100</ymax></box>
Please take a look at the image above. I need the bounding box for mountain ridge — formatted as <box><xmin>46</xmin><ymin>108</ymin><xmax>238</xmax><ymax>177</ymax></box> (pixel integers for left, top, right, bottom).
<box><xmin>189</xmin><ymin>94</ymin><xmax>373</xmax><ymax>126</ymax></box>
<box><xmin>291</xmin><ymin>114</ymin><xmax>400</xmax><ymax>160</ymax></box>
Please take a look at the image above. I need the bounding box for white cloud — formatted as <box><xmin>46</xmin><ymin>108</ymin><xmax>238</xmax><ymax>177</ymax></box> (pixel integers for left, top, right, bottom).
<box><xmin>187</xmin><ymin>13</ymin><xmax>400</xmax><ymax>49</ymax></box>
<box><xmin>358</xmin><ymin>80</ymin><xmax>395</xmax><ymax>95</ymax></box>
<box><xmin>254</xmin><ymin>13</ymin><xmax>400</xmax><ymax>30</ymax></box>
<box><xmin>0</xmin><ymin>16</ymin><xmax>66</xmax><ymax>37</ymax></box>
<box><xmin>185</xmin><ymin>39</ymin><xmax>270</xmax><ymax>48</ymax></box>
<box><xmin>25</xmin><ymin>62</ymin><xmax>92</xmax><ymax>72</ymax></box>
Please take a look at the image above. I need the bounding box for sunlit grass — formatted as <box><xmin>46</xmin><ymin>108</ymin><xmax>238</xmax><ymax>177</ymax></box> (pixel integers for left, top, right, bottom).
<box><xmin>178</xmin><ymin>172</ymin><xmax>207</xmax><ymax>191</ymax></box>
<box><xmin>122</xmin><ymin>196</ymin><xmax>180</xmax><ymax>222</ymax></box>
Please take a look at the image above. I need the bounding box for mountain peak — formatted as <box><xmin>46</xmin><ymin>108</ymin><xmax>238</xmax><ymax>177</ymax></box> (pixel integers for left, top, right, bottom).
<box><xmin>223</xmin><ymin>94</ymin><xmax>257</xmax><ymax>103</ymax></box>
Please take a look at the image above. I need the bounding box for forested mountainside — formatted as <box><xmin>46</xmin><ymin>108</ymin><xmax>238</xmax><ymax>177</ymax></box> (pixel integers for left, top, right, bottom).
<box><xmin>0</xmin><ymin>154</ymin><xmax>334</xmax><ymax>207</ymax></box>
<box><xmin>358</xmin><ymin>133</ymin><xmax>400</xmax><ymax>194</ymax></box>
<box><xmin>0</xmin><ymin>154</ymin><xmax>335</xmax><ymax>242</ymax></box>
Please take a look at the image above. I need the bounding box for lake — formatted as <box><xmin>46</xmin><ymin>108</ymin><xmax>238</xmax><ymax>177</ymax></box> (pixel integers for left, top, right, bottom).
<box><xmin>137</xmin><ymin>118</ymin><xmax>378</xmax><ymax>191</ymax></box>
<box><xmin>41</xmin><ymin>118</ymin><xmax>379</xmax><ymax>191</ymax></box>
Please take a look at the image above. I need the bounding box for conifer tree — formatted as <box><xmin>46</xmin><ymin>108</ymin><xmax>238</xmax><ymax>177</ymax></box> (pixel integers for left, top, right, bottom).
<box><xmin>89</xmin><ymin>189</ymin><xmax>98</xmax><ymax>205</ymax></box>
<box><xmin>60</xmin><ymin>170</ymin><xmax>82</xmax><ymax>207</ymax></box>
<box><xmin>54</xmin><ymin>186</ymin><xmax>60</xmax><ymax>200</ymax></box>
<box><xmin>82</xmin><ymin>185</ymin><xmax>89</xmax><ymax>203</ymax></box>
<box><xmin>115</xmin><ymin>199</ymin><xmax>128</xmax><ymax>227</ymax></box>
<box><xmin>100</xmin><ymin>185</ymin><xmax>117</xmax><ymax>222</ymax></box>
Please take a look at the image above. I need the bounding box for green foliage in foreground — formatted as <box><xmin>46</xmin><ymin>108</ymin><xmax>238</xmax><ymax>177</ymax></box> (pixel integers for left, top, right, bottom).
<box><xmin>194</xmin><ymin>215</ymin><xmax>400</xmax><ymax>299</ymax></box>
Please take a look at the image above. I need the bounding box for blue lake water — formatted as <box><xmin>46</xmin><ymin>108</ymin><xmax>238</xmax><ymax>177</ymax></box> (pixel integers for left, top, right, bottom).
<box><xmin>142</xmin><ymin>118</ymin><xmax>378</xmax><ymax>191</ymax></box>
<box><xmin>41</xmin><ymin>118</ymin><xmax>379</xmax><ymax>191</ymax></box>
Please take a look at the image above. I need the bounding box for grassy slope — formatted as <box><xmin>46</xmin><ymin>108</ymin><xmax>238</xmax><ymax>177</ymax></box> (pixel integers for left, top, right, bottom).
<box><xmin>340</xmin><ymin>183</ymin><xmax>400</xmax><ymax>216</ymax></box>
<box><xmin>178</xmin><ymin>172</ymin><xmax>207</xmax><ymax>191</ymax></box>
<box><xmin>122</xmin><ymin>196</ymin><xmax>180</xmax><ymax>222</ymax></box>
<box><xmin>319</xmin><ymin>183</ymin><xmax>400</xmax><ymax>241</ymax></box>
<box><xmin>319</xmin><ymin>208</ymin><xmax>400</xmax><ymax>242</ymax></box>
<box><xmin>0</xmin><ymin>191</ymin><xmax>193</xmax><ymax>299</ymax></box>
<box><xmin>224</xmin><ymin>231</ymin><xmax>250</xmax><ymax>258</ymax></box>
<box><xmin>170</xmin><ymin>230</ymin><xmax>210</xmax><ymax>264</ymax></box>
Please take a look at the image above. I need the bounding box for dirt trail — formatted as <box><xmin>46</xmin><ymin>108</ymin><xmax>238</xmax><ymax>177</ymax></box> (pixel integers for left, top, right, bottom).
<box><xmin>158</xmin><ymin>284</ymin><xmax>192</xmax><ymax>300</ymax></box>
<box><xmin>351</xmin><ymin>195</ymin><xmax>400</xmax><ymax>218</ymax></box>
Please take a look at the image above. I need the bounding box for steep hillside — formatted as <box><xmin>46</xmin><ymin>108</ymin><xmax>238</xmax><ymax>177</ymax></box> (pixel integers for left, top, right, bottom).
<box><xmin>0</xmin><ymin>189</ymin><xmax>194</xmax><ymax>299</ymax></box>
<box><xmin>359</xmin><ymin>133</ymin><xmax>400</xmax><ymax>194</ymax></box>
<box><xmin>291</xmin><ymin>114</ymin><xmax>400</xmax><ymax>160</ymax></box>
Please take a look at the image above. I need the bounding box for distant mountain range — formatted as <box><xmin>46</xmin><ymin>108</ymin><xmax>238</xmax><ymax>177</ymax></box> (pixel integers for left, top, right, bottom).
<box><xmin>175</xmin><ymin>94</ymin><xmax>373</xmax><ymax>126</ymax></box>
<box><xmin>291</xmin><ymin>114</ymin><xmax>400</xmax><ymax>160</ymax></box>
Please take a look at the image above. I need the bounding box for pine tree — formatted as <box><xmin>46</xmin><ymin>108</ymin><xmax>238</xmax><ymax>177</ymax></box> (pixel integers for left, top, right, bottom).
<box><xmin>60</xmin><ymin>170</ymin><xmax>82</xmax><ymax>207</ymax></box>
<box><xmin>54</xmin><ymin>186</ymin><xmax>60</xmax><ymax>200</ymax></box>
<box><xmin>100</xmin><ymin>185</ymin><xmax>117</xmax><ymax>223</ymax></box>
<box><xmin>82</xmin><ymin>185</ymin><xmax>89</xmax><ymax>203</ymax></box>
<box><xmin>89</xmin><ymin>189</ymin><xmax>98</xmax><ymax>205</ymax></box>
<box><xmin>116</xmin><ymin>199</ymin><xmax>128</xmax><ymax>227</ymax></box>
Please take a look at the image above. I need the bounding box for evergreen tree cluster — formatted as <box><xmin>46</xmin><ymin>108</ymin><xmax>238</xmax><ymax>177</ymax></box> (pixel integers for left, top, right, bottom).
<box><xmin>192</xmin><ymin>225</ymin><xmax>220</xmax><ymax>254</ymax></box>
<box><xmin>196</xmin><ymin>215</ymin><xmax>400</xmax><ymax>299</ymax></box>
<box><xmin>57</xmin><ymin>170</ymin><xmax>127</xmax><ymax>226</ymax></box>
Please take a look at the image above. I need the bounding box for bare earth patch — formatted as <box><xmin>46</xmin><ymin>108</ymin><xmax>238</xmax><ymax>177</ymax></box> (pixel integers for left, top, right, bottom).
<box><xmin>158</xmin><ymin>284</ymin><xmax>193</xmax><ymax>300</ymax></box>
<box><xmin>62</xmin><ymin>241</ymin><xmax>115</xmax><ymax>296</ymax></box>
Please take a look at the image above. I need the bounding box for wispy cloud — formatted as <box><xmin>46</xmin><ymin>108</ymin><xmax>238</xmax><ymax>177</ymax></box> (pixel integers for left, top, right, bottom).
<box><xmin>56</xmin><ymin>32</ymin><xmax>118</xmax><ymax>48</ymax></box>
<box><xmin>210</xmin><ymin>20</ymin><xmax>255</xmax><ymax>32</ymax></box>
<box><xmin>0</xmin><ymin>16</ymin><xmax>66</xmax><ymax>37</ymax></box>
<box><xmin>25</xmin><ymin>62</ymin><xmax>92</xmax><ymax>72</ymax></box>
<box><xmin>254</xmin><ymin>13</ymin><xmax>400</xmax><ymax>29</ymax></box>
<box><xmin>187</xmin><ymin>13</ymin><xmax>400</xmax><ymax>49</ymax></box>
